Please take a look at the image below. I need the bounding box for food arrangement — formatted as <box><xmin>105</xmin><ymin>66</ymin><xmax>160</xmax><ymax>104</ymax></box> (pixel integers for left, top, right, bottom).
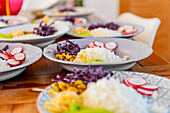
<box><xmin>0</xmin><ymin>22</ymin><xmax>57</xmax><ymax>39</ymax></box>
<box><xmin>38</xmin><ymin>16</ymin><xmax>87</xmax><ymax>27</ymax></box>
<box><xmin>0</xmin><ymin>45</ymin><xmax>26</xmax><ymax>70</ymax></box>
<box><xmin>52</xmin><ymin>40</ymin><xmax>128</xmax><ymax>63</ymax></box>
<box><xmin>72</xmin><ymin>22</ymin><xmax>138</xmax><ymax>37</ymax></box>
<box><xmin>41</xmin><ymin>66</ymin><xmax>161</xmax><ymax>113</ymax></box>
<box><xmin>0</xmin><ymin>18</ymin><xmax>23</xmax><ymax>27</ymax></box>
<box><xmin>53</xmin><ymin>8</ymin><xmax>77</xmax><ymax>15</ymax></box>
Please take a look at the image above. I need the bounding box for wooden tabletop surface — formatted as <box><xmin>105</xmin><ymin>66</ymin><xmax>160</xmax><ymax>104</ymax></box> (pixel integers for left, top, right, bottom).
<box><xmin>0</xmin><ymin>15</ymin><xmax>170</xmax><ymax>113</ymax></box>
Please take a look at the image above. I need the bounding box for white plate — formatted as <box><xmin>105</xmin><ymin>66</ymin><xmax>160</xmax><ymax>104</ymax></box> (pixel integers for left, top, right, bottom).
<box><xmin>0</xmin><ymin>24</ymin><xmax>69</xmax><ymax>48</ymax></box>
<box><xmin>43</xmin><ymin>7</ymin><xmax>94</xmax><ymax>17</ymax></box>
<box><xmin>0</xmin><ymin>43</ymin><xmax>42</xmax><ymax>81</ymax></box>
<box><xmin>67</xmin><ymin>22</ymin><xmax>144</xmax><ymax>39</ymax></box>
<box><xmin>43</xmin><ymin>38</ymin><xmax>153</xmax><ymax>71</ymax></box>
<box><xmin>0</xmin><ymin>16</ymin><xmax>28</xmax><ymax>28</ymax></box>
<box><xmin>37</xmin><ymin>71</ymin><xmax>170</xmax><ymax>113</ymax></box>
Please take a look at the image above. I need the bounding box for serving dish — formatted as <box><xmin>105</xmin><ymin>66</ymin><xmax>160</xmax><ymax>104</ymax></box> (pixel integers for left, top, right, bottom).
<box><xmin>37</xmin><ymin>71</ymin><xmax>170</xmax><ymax>113</ymax></box>
<box><xmin>0</xmin><ymin>24</ymin><xmax>69</xmax><ymax>48</ymax></box>
<box><xmin>67</xmin><ymin>22</ymin><xmax>144</xmax><ymax>39</ymax></box>
<box><xmin>0</xmin><ymin>43</ymin><xmax>42</xmax><ymax>81</ymax></box>
<box><xmin>43</xmin><ymin>7</ymin><xmax>94</xmax><ymax>17</ymax></box>
<box><xmin>0</xmin><ymin>16</ymin><xmax>28</xmax><ymax>28</ymax></box>
<box><xmin>43</xmin><ymin>38</ymin><xmax>152</xmax><ymax>71</ymax></box>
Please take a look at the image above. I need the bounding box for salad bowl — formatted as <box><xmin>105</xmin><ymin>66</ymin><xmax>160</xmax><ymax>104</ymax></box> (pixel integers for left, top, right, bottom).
<box><xmin>43</xmin><ymin>38</ymin><xmax>153</xmax><ymax>71</ymax></box>
<box><xmin>0</xmin><ymin>43</ymin><xmax>42</xmax><ymax>81</ymax></box>
<box><xmin>0</xmin><ymin>24</ymin><xmax>69</xmax><ymax>48</ymax></box>
<box><xmin>67</xmin><ymin>22</ymin><xmax>144</xmax><ymax>39</ymax></box>
<box><xmin>0</xmin><ymin>16</ymin><xmax>28</xmax><ymax>29</ymax></box>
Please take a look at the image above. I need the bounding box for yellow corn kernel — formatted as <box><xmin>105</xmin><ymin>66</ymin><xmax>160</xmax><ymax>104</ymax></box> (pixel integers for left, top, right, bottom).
<box><xmin>74</xmin><ymin>80</ymin><xmax>83</xmax><ymax>85</ymax></box>
<box><xmin>56</xmin><ymin>54</ymin><xmax>60</xmax><ymax>58</ymax></box>
<box><xmin>52</xmin><ymin>83</ymin><xmax>60</xmax><ymax>92</ymax></box>
<box><xmin>78</xmin><ymin>89</ymin><xmax>84</xmax><ymax>94</ymax></box>
<box><xmin>77</xmin><ymin>84</ymin><xmax>86</xmax><ymax>89</ymax></box>
<box><xmin>66</xmin><ymin>55</ymin><xmax>72</xmax><ymax>59</ymax></box>
<box><xmin>69</xmin><ymin>58</ymin><xmax>74</xmax><ymax>62</ymax></box>
<box><xmin>67</xmin><ymin>87</ymin><xmax>78</xmax><ymax>93</ymax></box>
<box><xmin>73</xmin><ymin>55</ymin><xmax>77</xmax><ymax>58</ymax></box>
<box><xmin>62</xmin><ymin>53</ymin><xmax>66</xmax><ymax>56</ymax></box>
<box><xmin>64</xmin><ymin>59</ymin><xmax>68</xmax><ymax>61</ymax></box>
<box><xmin>59</xmin><ymin>55</ymin><xmax>63</xmax><ymax>60</ymax></box>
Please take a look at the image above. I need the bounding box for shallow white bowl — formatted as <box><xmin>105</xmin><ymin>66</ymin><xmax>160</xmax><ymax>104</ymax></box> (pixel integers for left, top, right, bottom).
<box><xmin>0</xmin><ymin>43</ymin><xmax>42</xmax><ymax>81</ymax></box>
<box><xmin>0</xmin><ymin>16</ymin><xmax>28</xmax><ymax>28</ymax></box>
<box><xmin>43</xmin><ymin>38</ymin><xmax>153</xmax><ymax>71</ymax></box>
<box><xmin>0</xmin><ymin>24</ymin><xmax>69</xmax><ymax>48</ymax></box>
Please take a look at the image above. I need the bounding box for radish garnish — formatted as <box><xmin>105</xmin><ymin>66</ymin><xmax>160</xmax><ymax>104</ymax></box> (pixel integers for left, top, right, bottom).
<box><xmin>7</xmin><ymin>59</ymin><xmax>20</xmax><ymax>66</ymax></box>
<box><xmin>136</xmin><ymin>88</ymin><xmax>153</xmax><ymax>96</ymax></box>
<box><xmin>123</xmin><ymin>77</ymin><xmax>133</xmax><ymax>87</ymax></box>
<box><xmin>127</xmin><ymin>77</ymin><xmax>147</xmax><ymax>87</ymax></box>
<box><xmin>140</xmin><ymin>85</ymin><xmax>158</xmax><ymax>91</ymax></box>
<box><xmin>14</xmin><ymin>53</ymin><xmax>26</xmax><ymax>61</ymax></box>
<box><xmin>88</xmin><ymin>43</ymin><xmax>95</xmax><ymax>48</ymax></box>
<box><xmin>0</xmin><ymin>53</ymin><xmax>9</xmax><ymax>60</ymax></box>
<box><xmin>117</xmin><ymin>26</ymin><xmax>125</xmax><ymax>33</ymax></box>
<box><xmin>93</xmin><ymin>41</ymin><xmax>104</xmax><ymax>48</ymax></box>
<box><xmin>104</xmin><ymin>41</ymin><xmax>117</xmax><ymax>50</ymax></box>
<box><xmin>130</xmin><ymin>74</ymin><xmax>144</xmax><ymax>79</ymax></box>
<box><xmin>10</xmin><ymin>46</ymin><xmax>23</xmax><ymax>56</ymax></box>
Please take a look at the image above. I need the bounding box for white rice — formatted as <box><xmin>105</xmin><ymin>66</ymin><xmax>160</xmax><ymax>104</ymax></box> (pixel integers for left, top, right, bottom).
<box><xmin>12</xmin><ymin>34</ymin><xmax>42</xmax><ymax>39</ymax></box>
<box><xmin>81</xmin><ymin>78</ymin><xmax>149</xmax><ymax>113</ymax></box>
<box><xmin>54</xmin><ymin>21</ymin><xmax>73</xmax><ymax>27</ymax></box>
<box><xmin>74</xmin><ymin>47</ymin><xmax>122</xmax><ymax>63</ymax></box>
<box><xmin>90</xmin><ymin>28</ymin><xmax>122</xmax><ymax>37</ymax></box>
<box><xmin>0</xmin><ymin>59</ymin><xmax>10</xmax><ymax>71</ymax></box>
<box><xmin>0</xmin><ymin>22</ymin><xmax>7</xmax><ymax>27</ymax></box>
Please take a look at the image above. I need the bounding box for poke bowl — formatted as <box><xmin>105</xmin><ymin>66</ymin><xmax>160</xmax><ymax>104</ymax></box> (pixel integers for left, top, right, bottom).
<box><xmin>34</xmin><ymin>16</ymin><xmax>87</xmax><ymax>27</ymax></box>
<box><xmin>0</xmin><ymin>23</ymin><xmax>69</xmax><ymax>48</ymax></box>
<box><xmin>0</xmin><ymin>43</ymin><xmax>42</xmax><ymax>81</ymax></box>
<box><xmin>67</xmin><ymin>22</ymin><xmax>144</xmax><ymax>39</ymax></box>
<box><xmin>43</xmin><ymin>38</ymin><xmax>152</xmax><ymax>72</ymax></box>
<box><xmin>37</xmin><ymin>66</ymin><xmax>170</xmax><ymax>113</ymax></box>
<box><xmin>43</xmin><ymin>7</ymin><xmax>94</xmax><ymax>17</ymax></box>
<box><xmin>0</xmin><ymin>16</ymin><xmax>28</xmax><ymax>28</ymax></box>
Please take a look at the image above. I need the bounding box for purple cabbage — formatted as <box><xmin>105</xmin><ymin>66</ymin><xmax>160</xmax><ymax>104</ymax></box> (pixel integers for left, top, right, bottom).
<box><xmin>59</xmin><ymin>8</ymin><xmax>76</xmax><ymax>12</ymax></box>
<box><xmin>88</xmin><ymin>22</ymin><xmax>120</xmax><ymax>30</ymax></box>
<box><xmin>34</xmin><ymin>22</ymin><xmax>57</xmax><ymax>36</ymax></box>
<box><xmin>62</xmin><ymin>16</ymin><xmax>75</xmax><ymax>24</ymax></box>
<box><xmin>0</xmin><ymin>19</ymin><xmax>8</xmax><ymax>24</ymax></box>
<box><xmin>52</xmin><ymin>66</ymin><xmax>114</xmax><ymax>84</ymax></box>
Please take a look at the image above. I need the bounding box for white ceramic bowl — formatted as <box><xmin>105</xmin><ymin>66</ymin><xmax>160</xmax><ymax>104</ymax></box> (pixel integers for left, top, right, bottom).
<box><xmin>0</xmin><ymin>24</ymin><xmax>69</xmax><ymax>48</ymax></box>
<box><xmin>43</xmin><ymin>7</ymin><xmax>94</xmax><ymax>17</ymax></box>
<box><xmin>43</xmin><ymin>38</ymin><xmax>153</xmax><ymax>72</ymax></box>
<box><xmin>0</xmin><ymin>43</ymin><xmax>42</xmax><ymax>81</ymax></box>
<box><xmin>67</xmin><ymin>22</ymin><xmax>144</xmax><ymax>39</ymax></box>
<box><xmin>0</xmin><ymin>16</ymin><xmax>28</xmax><ymax>28</ymax></box>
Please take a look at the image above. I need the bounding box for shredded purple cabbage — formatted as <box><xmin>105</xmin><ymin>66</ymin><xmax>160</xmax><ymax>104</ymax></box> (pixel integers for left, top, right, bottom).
<box><xmin>53</xmin><ymin>40</ymin><xmax>80</xmax><ymax>55</ymax></box>
<box><xmin>88</xmin><ymin>22</ymin><xmax>120</xmax><ymax>30</ymax></box>
<box><xmin>34</xmin><ymin>22</ymin><xmax>57</xmax><ymax>36</ymax></box>
<box><xmin>62</xmin><ymin>16</ymin><xmax>75</xmax><ymax>23</ymax></box>
<box><xmin>59</xmin><ymin>8</ymin><xmax>76</xmax><ymax>12</ymax></box>
<box><xmin>0</xmin><ymin>19</ymin><xmax>8</xmax><ymax>24</ymax></box>
<box><xmin>52</xmin><ymin>66</ymin><xmax>114</xmax><ymax>84</ymax></box>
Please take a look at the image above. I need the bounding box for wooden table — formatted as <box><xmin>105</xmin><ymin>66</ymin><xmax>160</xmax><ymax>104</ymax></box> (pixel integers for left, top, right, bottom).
<box><xmin>0</xmin><ymin>13</ymin><xmax>170</xmax><ymax>112</ymax></box>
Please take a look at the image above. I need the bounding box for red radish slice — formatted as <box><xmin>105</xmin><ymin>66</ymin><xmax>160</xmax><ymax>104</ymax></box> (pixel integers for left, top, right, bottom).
<box><xmin>136</xmin><ymin>88</ymin><xmax>153</xmax><ymax>96</ymax></box>
<box><xmin>117</xmin><ymin>26</ymin><xmax>125</xmax><ymax>33</ymax></box>
<box><xmin>104</xmin><ymin>42</ymin><xmax>117</xmax><ymax>50</ymax></box>
<box><xmin>74</xmin><ymin>20</ymin><xmax>83</xmax><ymax>25</ymax></box>
<box><xmin>130</xmin><ymin>74</ymin><xmax>144</xmax><ymax>79</ymax></box>
<box><xmin>93</xmin><ymin>41</ymin><xmax>104</xmax><ymax>48</ymax></box>
<box><xmin>127</xmin><ymin>77</ymin><xmax>147</xmax><ymax>87</ymax></box>
<box><xmin>87</xmin><ymin>43</ymin><xmax>95</xmax><ymax>48</ymax></box>
<box><xmin>10</xmin><ymin>46</ymin><xmax>23</xmax><ymax>56</ymax></box>
<box><xmin>140</xmin><ymin>85</ymin><xmax>158</xmax><ymax>91</ymax></box>
<box><xmin>7</xmin><ymin>59</ymin><xmax>20</xmax><ymax>66</ymax></box>
<box><xmin>123</xmin><ymin>77</ymin><xmax>133</xmax><ymax>87</ymax></box>
<box><xmin>0</xmin><ymin>53</ymin><xmax>9</xmax><ymax>60</ymax></box>
<box><xmin>14</xmin><ymin>53</ymin><xmax>26</xmax><ymax>61</ymax></box>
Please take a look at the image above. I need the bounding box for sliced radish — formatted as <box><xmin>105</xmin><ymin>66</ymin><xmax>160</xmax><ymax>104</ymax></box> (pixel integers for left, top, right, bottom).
<box><xmin>7</xmin><ymin>59</ymin><xmax>20</xmax><ymax>66</ymax></box>
<box><xmin>117</xmin><ymin>26</ymin><xmax>125</xmax><ymax>33</ymax></box>
<box><xmin>0</xmin><ymin>53</ymin><xmax>9</xmax><ymax>60</ymax></box>
<box><xmin>14</xmin><ymin>53</ymin><xmax>26</xmax><ymax>61</ymax></box>
<box><xmin>93</xmin><ymin>41</ymin><xmax>104</xmax><ymax>48</ymax></box>
<box><xmin>74</xmin><ymin>20</ymin><xmax>83</xmax><ymax>25</ymax></box>
<box><xmin>136</xmin><ymin>88</ymin><xmax>153</xmax><ymax>96</ymax></box>
<box><xmin>127</xmin><ymin>77</ymin><xmax>147</xmax><ymax>87</ymax></box>
<box><xmin>87</xmin><ymin>43</ymin><xmax>95</xmax><ymax>48</ymax></box>
<box><xmin>123</xmin><ymin>77</ymin><xmax>133</xmax><ymax>87</ymax></box>
<box><xmin>10</xmin><ymin>46</ymin><xmax>23</xmax><ymax>56</ymax></box>
<box><xmin>104</xmin><ymin>42</ymin><xmax>117</xmax><ymax>50</ymax></box>
<box><xmin>140</xmin><ymin>85</ymin><xmax>158</xmax><ymax>91</ymax></box>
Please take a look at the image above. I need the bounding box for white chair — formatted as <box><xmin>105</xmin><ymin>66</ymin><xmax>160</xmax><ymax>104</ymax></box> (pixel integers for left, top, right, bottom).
<box><xmin>116</xmin><ymin>12</ymin><xmax>161</xmax><ymax>48</ymax></box>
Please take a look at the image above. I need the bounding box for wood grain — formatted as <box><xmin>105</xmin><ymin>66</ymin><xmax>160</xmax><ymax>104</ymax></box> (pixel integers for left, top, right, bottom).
<box><xmin>119</xmin><ymin>0</ymin><xmax>170</xmax><ymax>62</ymax></box>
